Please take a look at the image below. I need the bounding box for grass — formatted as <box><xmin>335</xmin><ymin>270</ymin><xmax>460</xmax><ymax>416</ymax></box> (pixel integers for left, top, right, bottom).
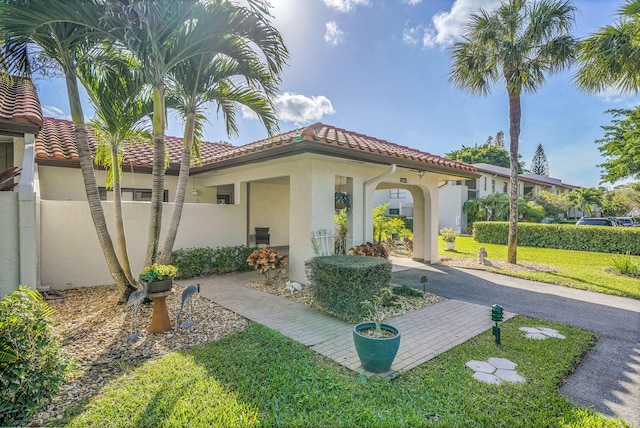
<box><xmin>440</xmin><ymin>236</ymin><xmax>640</xmax><ymax>300</ymax></box>
<box><xmin>55</xmin><ymin>319</ymin><xmax>631</xmax><ymax>427</ymax></box>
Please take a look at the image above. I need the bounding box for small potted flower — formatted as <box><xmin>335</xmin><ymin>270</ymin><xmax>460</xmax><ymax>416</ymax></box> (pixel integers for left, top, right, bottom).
<box><xmin>247</xmin><ymin>247</ymin><xmax>288</xmax><ymax>286</ymax></box>
<box><xmin>440</xmin><ymin>227</ymin><xmax>459</xmax><ymax>251</ymax></box>
<box><xmin>139</xmin><ymin>263</ymin><xmax>178</xmax><ymax>294</ymax></box>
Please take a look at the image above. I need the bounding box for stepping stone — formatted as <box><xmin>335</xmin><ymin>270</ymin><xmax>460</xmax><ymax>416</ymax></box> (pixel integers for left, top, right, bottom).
<box><xmin>466</xmin><ymin>360</ymin><xmax>496</xmax><ymax>374</ymax></box>
<box><xmin>488</xmin><ymin>357</ymin><xmax>516</xmax><ymax>370</ymax></box>
<box><xmin>525</xmin><ymin>332</ymin><xmax>548</xmax><ymax>340</ymax></box>
<box><xmin>519</xmin><ymin>327</ymin><xmax>541</xmax><ymax>333</ymax></box>
<box><xmin>495</xmin><ymin>368</ymin><xmax>525</xmax><ymax>384</ymax></box>
<box><xmin>473</xmin><ymin>371</ymin><xmax>501</xmax><ymax>385</ymax></box>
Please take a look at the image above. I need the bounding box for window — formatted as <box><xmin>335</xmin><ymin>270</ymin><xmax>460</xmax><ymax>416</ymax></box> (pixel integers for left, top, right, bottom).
<box><xmin>217</xmin><ymin>194</ymin><xmax>231</xmax><ymax>204</ymax></box>
<box><xmin>389</xmin><ymin>208</ymin><xmax>400</xmax><ymax>215</ymax></box>
<box><xmin>0</xmin><ymin>142</ymin><xmax>13</xmax><ymax>171</ymax></box>
<box><xmin>389</xmin><ymin>189</ymin><xmax>406</xmax><ymax>199</ymax></box>
<box><xmin>491</xmin><ymin>180</ymin><xmax>495</xmax><ymax>193</ymax></box>
<box><xmin>484</xmin><ymin>177</ymin><xmax>487</xmax><ymax>191</ymax></box>
<box><xmin>503</xmin><ymin>183</ymin><xmax>508</xmax><ymax>193</ymax></box>
<box><xmin>99</xmin><ymin>187</ymin><xmax>168</xmax><ymax>202</ymax></box>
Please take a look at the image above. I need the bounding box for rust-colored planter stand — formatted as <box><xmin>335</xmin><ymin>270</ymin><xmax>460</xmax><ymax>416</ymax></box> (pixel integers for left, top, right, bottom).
<box><xmin>148</xmin><ymin>290</ymin><xmax>172</xmax><ymax>333</ymax></box>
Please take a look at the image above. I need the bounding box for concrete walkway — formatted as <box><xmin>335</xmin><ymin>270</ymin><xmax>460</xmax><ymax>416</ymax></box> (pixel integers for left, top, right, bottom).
<box><xmin>197</xmin><ymin>270</ymin><xmax>514</xmax><ymax>378</ymax></box>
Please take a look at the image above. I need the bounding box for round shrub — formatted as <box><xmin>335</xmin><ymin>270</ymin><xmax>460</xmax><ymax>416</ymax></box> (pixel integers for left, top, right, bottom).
<box><xmin>0</xmin><ymin>286</ymin><xmax>74</xmax><ymax>426</ymax></box>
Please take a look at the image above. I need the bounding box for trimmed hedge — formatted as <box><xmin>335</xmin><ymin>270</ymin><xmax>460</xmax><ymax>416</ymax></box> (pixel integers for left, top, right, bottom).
<box><xmin>170</xmin><ymin>245</ymin><xmax>257</xmax><ymax>279</ymax></box>
<box><xmin>305</xmin><ymin>255</ymin><xmax>392</xmax><ymax>322</ymax></box>
<box><xmin>474</xmin><ymin>221</ymin><xmax>640</xmax><ymax>255</ymax></box>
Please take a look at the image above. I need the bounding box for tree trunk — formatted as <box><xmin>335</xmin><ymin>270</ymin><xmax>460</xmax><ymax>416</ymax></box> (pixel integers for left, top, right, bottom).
<box><xmin>66</xmin><ymin>73</ymin><xmax>133</xmax><ymax>302</ymax></box>
<box><xmin>111</xmin><ymin>144</ymin><xmax>136</xmax><ymax>296</ymax></box>
<box><xmin>507</xmin><ymin>90</ymin><xmax>521</xmax><ymax>264</ymax></box>
<box><xmin>146</xmin><ymin>83</ymin><xmax>166</xmax><ymax>266</ymax></box>
<box><xmin>159</xmin><ymin>111</ymin><xmax>195</xmax><ymax>264</ymax></box>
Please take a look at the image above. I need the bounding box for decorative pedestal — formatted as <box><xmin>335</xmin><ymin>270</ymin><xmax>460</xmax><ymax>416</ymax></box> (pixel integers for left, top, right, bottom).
<box><xmin>148</xmin><ymin>290</ymin><xmax>172</xmax><ymax>333</ymax></box>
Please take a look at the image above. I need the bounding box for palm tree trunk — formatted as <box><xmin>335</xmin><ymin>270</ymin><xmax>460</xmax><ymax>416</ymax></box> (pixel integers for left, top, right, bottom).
<box><xmin>66</xmin><ymin>72</ymin><xmax>133</xmax><ymax>302</ymax></box>
<box><xmin>507</xmin><ymin>90</ymin><xmax>521</xmax><ymax>264</ymax></box>
<box><xmin>111</xmin><ymin>144</ymin><xmax>136</xmax><ymax>291</ymax></box>
<box><xmin>159</xmin><ymin>111</ymin><xmax>195</xmax><ymax>264</ymax></box>
<box><xmin>146</xmin><ymin>83</ymin><xmax>166</xmax><ymax>266</ymax></box>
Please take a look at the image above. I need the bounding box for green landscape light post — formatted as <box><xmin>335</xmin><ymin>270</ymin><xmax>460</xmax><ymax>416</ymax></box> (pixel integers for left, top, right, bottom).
<box><xmin>491</xmin><ymin>304</ymin><xmax>504</xmax><ymax>344</ymax></box>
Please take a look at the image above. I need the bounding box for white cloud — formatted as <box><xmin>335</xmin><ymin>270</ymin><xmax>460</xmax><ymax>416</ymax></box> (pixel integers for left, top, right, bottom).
<box><xmin>425</xmin><ymin>0</ymin><xmax>501</xmax><ymax>48</ymax></box>
<box><xmin>324</xmin><ymin>21</ymin><xmax>345</xmax><ymax>46</ymax></box>
<box><xmin>41</xmin><ymin>105</ymin><xmax>71</xmax><ymax>120</ymax></box>
<box><xmin>404</xmin><ymin>0</ymin><xmax>422</xmax><ymax>5</ymax></box>
<box><xmin>402</xmin><ymin>25</ymin><xmax>422</xmax><ymax>45</ymax></box>
<box><xmin>593</xmin><ymin>87</ymin><xmax>635</xmax><ymax>104</ymax></box>
<box><xmin>243</xmin><ymin>93</ymin><xmax>335</xmax><ymax>125</ymax></box>
<box><xmin>323</xmin><ymin>0</ymin><xmax>369</xmax><ymax>13</ymax></box>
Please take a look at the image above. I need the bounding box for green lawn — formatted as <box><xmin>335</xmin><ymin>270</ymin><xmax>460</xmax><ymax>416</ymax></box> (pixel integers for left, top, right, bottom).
<box><xmin>439</xmin><ymin>236</ymin><xmax>640</xmax><ymax>300</ymax></box>
<box><xmin>56</xmin><ymin>319</ymin><xmax>630</xmax><ymax>427</ymax></box>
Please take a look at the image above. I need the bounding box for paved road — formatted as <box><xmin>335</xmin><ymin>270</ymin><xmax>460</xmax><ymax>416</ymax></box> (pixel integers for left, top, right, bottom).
<box><xmin>391</xmin><ymin>258</ymin><xmax>640</xmax><ymax>427</ymax></box>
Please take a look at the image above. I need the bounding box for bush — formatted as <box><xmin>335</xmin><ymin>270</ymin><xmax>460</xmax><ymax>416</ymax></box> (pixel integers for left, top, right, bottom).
<box><xmin>473</xmin><ymin>221</ymin><xmax>640</xmax><ymax>255</ymax></box>
<box><xmin>610</xmin><ymin>253</ymin><xmax>640</xmax><ymax>276</ymax></box>
<box><xmin>0</xmin><ymin>286</ymin><xmax>73</xmax><ymax>426</ymax></box>
<box><xmin>349</xmin><ymin>242</ymin><xmax>389</xmax><ymax>258</ymax></box>
<box><xmin>305</xmin><ymin>255</ymin><xmax>392</xmax><ymax>322</ymax></box>
<box><xmin>171</xmin><ymin>245</ymin><xmax>257</xmax><ymax>279</ymax></box>
<box><xmin>392</xmin><ymin>284</ymin><xmax>423</xmax><ymax>298</ymax></box>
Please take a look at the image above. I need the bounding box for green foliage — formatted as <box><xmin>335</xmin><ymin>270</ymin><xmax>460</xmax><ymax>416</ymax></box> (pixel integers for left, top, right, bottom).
<box><xmin>440</xmin><ymin>227</ymin><xmax>459</xmax><ymax>242</ymax></box>
<box><xmin>595</xmin><ymin>108</ymin><xmax>640</xmax><ymax>182</ymax></box>
<box><xmin>610</xmin><ymin>253</ymin><xmax>640</xmax><ymax>277</ymax></box>
<box><xmin>473</xmin><ymin>221</ymin><xmax>640</xmax><ymax>255</ymax></box>
<box><xmin>527</xmin><ymin>190</ymin><xmax>570</xmax><ymax>221</ymax></box>
<box><xmin>333</xmin><ymin>209</ymin><xmax>348</xmax><ymax>254</ymax></box>
<box><xmin>530</xmin><ymin>143</ymin><xmax>549</xmax><ymax>176</ymax></box>
<box><xmin>0</xmin><ymin>286</ymin><xmax>73</xmax><ymax>426</ymax></box>
<box><xmin>373</xmin><ymin>204</ymin><xmax>408</xmax><ymax>242</ymax></box>
<box><xmin>392</xmin><ymin>284</ymin><xmax>423</xmax><ymax>298</ymax></box>
<box><xmin>568</xmin><ymin>188</ymin><xmax>602</xmax><ymax>216</ymax></box>
<box><xmin>170</xmin><ymin>245</ymin><xmax>257</xmax><ymax>279</ymax></box>
<box><xmin>305</xmin><ymin>255</ymin><xmax>392</xmax><ymax>322</ymax></box>
<box><xmin>445</xmin><ymin>142</ymin><xmax>525</xmax><ymax>172</ymax></box>
<box><xmin>360</xmin><ymin>288</ymin><xmax>397</xmax><ymax>337</ymax></box>
<box><xmin>349</xmin><ymin>242</ymin><xmax>389</xmax><ymax>258</ymax></box>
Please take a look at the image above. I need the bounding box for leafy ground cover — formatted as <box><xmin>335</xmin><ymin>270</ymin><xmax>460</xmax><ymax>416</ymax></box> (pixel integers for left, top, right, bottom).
<box><xmin>439</xmin><ymin>236</ymin><xmax>640</xmax><ymax>300</ymax></box>
<box><xmin>57</xmin><ymin>317</ymin><xmax>630</xmax><ymax>427</ymax></box>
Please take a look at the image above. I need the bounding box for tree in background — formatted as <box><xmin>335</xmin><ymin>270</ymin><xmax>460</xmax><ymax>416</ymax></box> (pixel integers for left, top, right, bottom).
<box><xmin>449</xmin><ymin>0</ymin><xmax>577</xmax><ymax>264</ymax></box>
<box><xmin>485</xmin><ymin>130</ymin><xmax>506</xmax><ymax>148</ymax></box>
<box><xmin>530</xmin><ymin>143</ymin><xmax>550</xmax><ymax>176</ymax></box>
<box><xmin>373</xmin><ymin>204</ymin><xmax>409</xmax><ymax>242</ymax></box>
<box><xmin>593</xmin><ymin>108</ymin><xmax>640</xmax><ymax>183</ymax></box>
<box><xmin>568</xmin><ymin>188</ymin><xmax>602</xmax><ymax>216</ymax></box>
<box><xmin>527</xmin><ymin>190</ymin><xmax>570</xmax><ymax>221</ymax></box>
<box><xmin>446</xmin><ymin>142</ymin><xmax>525</xmax><ymax>171</ymax></box>
<box><xmin>575</xmin><ymin>0</ymin><xmax>640</xmax><ymax>95</ymax></box>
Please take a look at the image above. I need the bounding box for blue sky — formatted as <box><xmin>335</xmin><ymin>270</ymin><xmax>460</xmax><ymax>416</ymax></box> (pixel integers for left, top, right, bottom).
<box><xmin>34</xmin><ymin>0</ymin><xmax>638</xmax><ymax>189</ymax></box>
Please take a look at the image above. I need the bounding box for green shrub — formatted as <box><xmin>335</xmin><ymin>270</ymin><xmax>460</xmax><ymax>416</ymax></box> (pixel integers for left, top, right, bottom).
<box><xmin>0</xmin><ymin>286</ymin><xmax>73</xmax><ymax>426</ymax></box>
<box><xmin>305</xmin><ymin>255</ymin><xmax>392</xmax><ymax>322</ymax></box>
<box><xmin>392</xmin><ymin>284</ymin><xmax>423</xmax><ymax>298</ymax></box>
<box><xmin>171</xmin><ymin>245</ymin><xmax>257</xmax><ymax>279</ymax></box>
<box><xmin>473</xmin><ymin>221</ymin><xmax>640</xmax><ymax>255</ymax></box>
<box><xmin>610</xmin><ymin>253</ymin><xmax>640</xmax><ymax>276</ymax></box>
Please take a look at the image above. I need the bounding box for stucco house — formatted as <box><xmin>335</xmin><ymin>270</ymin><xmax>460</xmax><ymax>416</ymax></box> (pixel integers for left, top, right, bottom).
<box><xmin>1</xmin><ymin>77</ymin><xmax>481</xmax><ymax>295</ymax></box>
<box><xmin>376</xmin><ymin>162</ymin><xmax>579</xmax><ymax>233</ymax></box>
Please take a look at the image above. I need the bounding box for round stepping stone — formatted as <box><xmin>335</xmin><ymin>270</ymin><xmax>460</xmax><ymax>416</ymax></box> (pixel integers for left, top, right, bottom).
<box><xmin>473</xmin><ymin>371</ymin><xmax>501</xmax><ymax>385</ymax></box>
<box><xmin>495</xmin><ymin>368</ymin><xmax>525</xmax><ymax>383</ymax></box>
<box><xmin>466</xmin><ymin>360</ymin><xmax>496</xmax><ymax>374</ymax></box>
<box><xmin>488</xmin><ymin>357</ymin><xmax>516</xmax><ymax>370</ymax></box>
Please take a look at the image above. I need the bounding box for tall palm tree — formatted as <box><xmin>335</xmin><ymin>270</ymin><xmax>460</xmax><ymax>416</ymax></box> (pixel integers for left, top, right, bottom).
<box><xmin>568</xmin><ymin>188</ymin><xmax>601</xmax><ymax>216</ymax></box>
<box><xmin>0</xmin><ymin>2</ymin><xmax>133</xmax><ymax>292</ymax></box>
<box><xmin>103</xmin><ymin>0</ymin><xmax>288</xmax><ymax>266</ymax></box>
<box><xmin>449</xmin><ymin>0</ymin><xmax>577</xmax><ymax>263</ymax></box>
<box><xmin>79</xmin><ymin>53</ymin><xmax>153</xmax><ymax>299</ymax></box>
<box><xmin>575</xmin><ymin>0</ymin><xmax>640</xmax><ymax>94</ymax></box>
<box><xmin>159</xmin><ymin>53</ymin><xmax>279</xmax><ymax>263</ymax></box>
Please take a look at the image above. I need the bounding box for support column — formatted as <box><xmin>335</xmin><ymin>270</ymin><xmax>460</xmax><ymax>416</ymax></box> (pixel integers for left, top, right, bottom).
<box><xmin>18</xmin><ymin>133</ymin><xmax>37</xmax><ymax>288</ymax></box>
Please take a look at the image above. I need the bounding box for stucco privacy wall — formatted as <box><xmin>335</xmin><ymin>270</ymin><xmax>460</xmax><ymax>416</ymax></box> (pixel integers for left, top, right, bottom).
<box><xmin>439</xmin><ymin>184</ymin><xmax>467</xmax><ymax>233</ymax></box>
<box><xmin>39</xmin><ymin>201</ymin><xmax>244</xmax><ymax>288</ymax></box>
<box><xmin>0</xmin><ymin>192</ymin><xmax>19</xmax><ymax>295</ymax></box>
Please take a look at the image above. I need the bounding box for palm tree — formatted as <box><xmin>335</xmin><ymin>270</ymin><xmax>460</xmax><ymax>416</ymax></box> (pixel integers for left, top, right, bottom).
<box><xmin>79</xmin><ymin>52</ymin><xmax>153</xmax><ymax>299</ymax></box>
<box><xmin>103</xmin><ymin>0</ymin><xmax>288</xmax><ymax>266</ymax></box>
<box><xmin>159</xmin><ymin>53</ymin><xmax>279</xmax><ymax>263</ymax></box>
<box><xmin>575</xmin><ymin>0</ymin><xmax>640</xmax><ymax>94</ymax></box>
<box><xmin>568</xmin><ymin>188</ymin><xmax>602</xmax><ymax>216</ymax></box>
<box><xmin>450</xmin><ymin>0</ymin><xmax>577</xmax><ymax>263</ymax></box>
<box><xmin>0</xmin><ymin>2</ymin><xmax>133</xmax><ymax>293</ymax></box>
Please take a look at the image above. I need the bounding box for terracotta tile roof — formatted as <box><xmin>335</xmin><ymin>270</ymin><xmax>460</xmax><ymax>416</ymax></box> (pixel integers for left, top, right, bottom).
<box><xmin>0</xmin><ymin>75</ymin><xmax>42</xmax><ymax>128</ymax></box>
<box><xmin>203</xmin><ymin>122</ymin><xmax>476</xmax><ymax>173</ymax></box>
<box><xmin>36</xmin><ymin>118</ymin><xmax>476</xmax><ymax>175</ymax></box>
<box><xmin>35</xmin><ymin>117</ymin><xmax>231</xmax><ymax>166</ymax></box>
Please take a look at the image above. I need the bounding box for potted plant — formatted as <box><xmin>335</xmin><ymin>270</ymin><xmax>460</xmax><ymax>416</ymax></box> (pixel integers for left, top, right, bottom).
<box><xmin>334</xmin><ymin>191</ymin><xmax>351</xmax><ymax>212</ymax></box>
<box><xmin>139</xmin><ymin>263</ymin><xmax>178</xmax><ymax>294</ymax></box>
<box><xmin>352</xmin><ymin>288</ymin><xmax>401</xmax><ymax>373</ymax></box>
<box><xmin>440</xmin><ymin>227</ymin><xmax>459</xmax><ymax>251</ymax></box>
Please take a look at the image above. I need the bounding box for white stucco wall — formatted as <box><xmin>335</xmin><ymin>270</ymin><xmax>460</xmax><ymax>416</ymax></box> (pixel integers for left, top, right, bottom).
<box><xmin>439</xmin><ymin>183</ymin><xmax>467</xmax><ymax>233</ymax></box>
<box><xmin>0</xmin><ymin>192</ymin><xmax>19</xmax><ymax>296</ymax></box>
<box><xmin>39</xmin><ymin>201</ymin><xmax>244</xmax><ymax>288</ymax></box>
<box><xmin>249</xmin><ymin>180</ymin><xmax>290</xmax><ymax>247</ymax></box>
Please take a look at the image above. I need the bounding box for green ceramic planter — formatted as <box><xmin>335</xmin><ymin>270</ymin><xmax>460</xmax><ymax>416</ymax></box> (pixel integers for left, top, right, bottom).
<box><xmin>353</xmin><ymin>322</ymin><xmax>400</xmax><ymax>373</ymax></box>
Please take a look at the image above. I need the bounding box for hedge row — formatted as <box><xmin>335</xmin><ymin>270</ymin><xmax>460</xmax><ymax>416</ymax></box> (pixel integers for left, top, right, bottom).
<box><xmin>305</xmin><ymin>255</ymin><xmax>392</xmax><ymax>322</ymax></box>
<box><xmin>473</xmin><ymin>221</ymin><xmax>640</xmax><ymax>255</ymax></box>
<box><xmin>170</xmin><ymin>245</ymin><xmax>257</xmax><ymax>279</ymax></box>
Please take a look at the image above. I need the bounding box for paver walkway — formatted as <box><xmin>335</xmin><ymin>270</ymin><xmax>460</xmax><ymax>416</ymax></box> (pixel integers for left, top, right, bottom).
<box><xmin>197</xmin><ymin>270</ymin><xmax>514</xmax><ymax>378</ymax></box>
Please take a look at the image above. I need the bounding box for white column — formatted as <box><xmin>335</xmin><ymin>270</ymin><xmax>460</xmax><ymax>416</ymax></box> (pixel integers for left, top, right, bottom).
<box><xmin>18</xmin><ymin>133</ymin><xmax>38</xmax><ymax>288</ymax></box>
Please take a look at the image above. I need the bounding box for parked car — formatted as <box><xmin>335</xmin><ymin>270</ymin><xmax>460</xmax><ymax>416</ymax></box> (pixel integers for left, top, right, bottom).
<box><xmin>616</xmin><ymin>217</ymin><xmax>635</xmax><ymax>227</ymax></box>
<box><xmin>575</xmin><ymin>217</ymin><xmax>620</xmax><ymax>226</ymax></box>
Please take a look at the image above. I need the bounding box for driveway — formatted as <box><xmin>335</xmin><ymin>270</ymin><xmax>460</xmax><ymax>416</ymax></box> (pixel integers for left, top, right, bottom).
<box><xmin>391</xmin><ymin>258</ymin><xmax>640</xmax><ymax>427</ymax></box>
